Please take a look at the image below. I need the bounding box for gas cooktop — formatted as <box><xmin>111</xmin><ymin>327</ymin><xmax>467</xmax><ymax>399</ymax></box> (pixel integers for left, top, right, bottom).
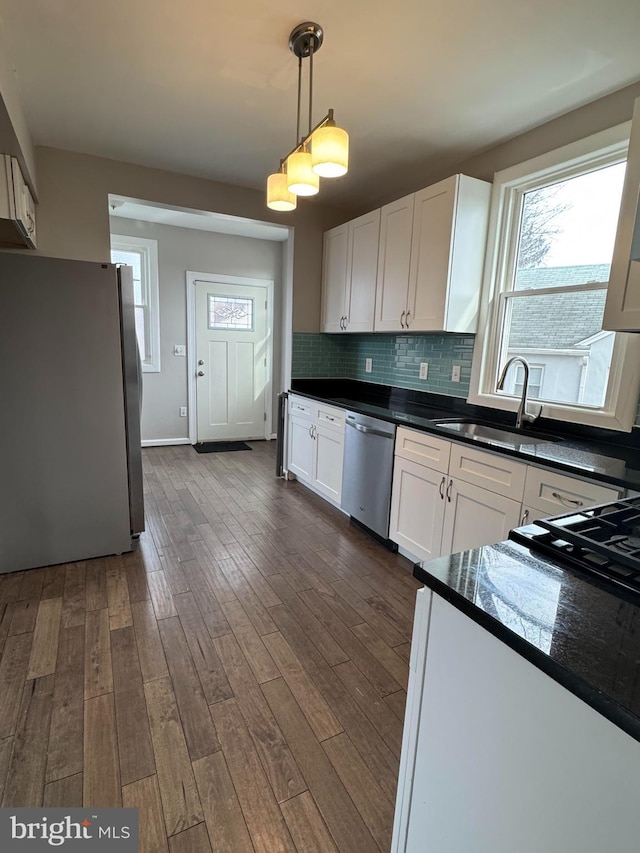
<box><xmin>509</xmin><ymin>496</ymin><xmax>640</xmax><ymax>598</ymax></box>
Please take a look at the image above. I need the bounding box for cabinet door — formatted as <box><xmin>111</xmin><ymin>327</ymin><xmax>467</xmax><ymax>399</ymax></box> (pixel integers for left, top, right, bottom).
<box><xmin>406</xmin><ymin>177</ymin><xmax>456</xmax><ymax>332</ymax></box>
<box><xmin>313</xmin><ymin>421</ymin><xmax>344</xmax><ymax>503</ymax></box>
<box><xmin>389</xmin><ymin>457</ymin><xmax>446</xmax><ymax>562</ymax></box>
<box><xmin>321</xmin><ymin>223</ymin><xmax>348</xmax><ymax>333</ymax></box>
<box><xmin>603</xmin><ymin>96</ymin><xmax>640</xmax><ymax>331</ymax></box>
<box><xmin>287</xmin><ymin>414</ymin><xmax>314</xmax><ymax>483</ymax></box>
<box><xmin>441</xmin><ymin>477</ymin><xmax>522</xmax><ymax>555</ymax></box>
<box><xmin>345</xmin><ymin>208</ymin><xmax>380</xmax><ymax>332</ymax></box>
<box><xmin>374</xmin><ymin>194</ymin><xmax>414</xmax><ymax>331</ymax></box>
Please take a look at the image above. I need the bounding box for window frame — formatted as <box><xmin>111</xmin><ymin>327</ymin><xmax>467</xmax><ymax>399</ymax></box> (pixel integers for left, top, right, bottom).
<box><xmin>468</xmin><ymin>122</ymin><xmax>640</xmax><ymax>431</ymax></box>
<box><xmin>110</xmin><ymin>234</ymin><xmax>161</xmax><ymax>373</ymax></box>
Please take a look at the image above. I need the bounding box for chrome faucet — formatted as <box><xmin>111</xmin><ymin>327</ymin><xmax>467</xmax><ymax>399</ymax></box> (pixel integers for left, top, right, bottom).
<box><xmin>496</xmin><ymin>356</ymin><xmax>541</xmax><ymax>430</ymax></box>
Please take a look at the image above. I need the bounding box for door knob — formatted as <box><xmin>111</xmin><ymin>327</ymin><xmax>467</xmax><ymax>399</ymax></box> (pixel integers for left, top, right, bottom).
<box><xmin>197</xmin><ymin>370</ymin><xmax>205</xmax><ymax>377</ymax></box>
<box><xmin>198</xmin><ymin>359</ymin><xmax>204</xmax><ymax>366</ymax></box>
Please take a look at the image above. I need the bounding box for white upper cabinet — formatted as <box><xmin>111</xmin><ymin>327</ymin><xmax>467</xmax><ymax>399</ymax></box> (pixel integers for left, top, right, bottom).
<box><xmin>0</xmin><ymin>155</ymin><xmax>36</xmax><ymax>249</ymax></box>
<box><xmin>374</xmin><ymin>175</ymin><xmax>490</xmax><ymax>333</ymax></box>
<box><xmin>321</xmin><ymin>223</ymin><xmax>349</xmax><ymax>333</ymax></box>
<box><xmin>344</xmin><ymin>208</ymin><xmax>380</xmax><ymax>332</ymax></box>
<box><xmin>603</xmin><ymin>96</ymin><xmax>640</xmax><ymax>331</ymax></box>
<box><xmin>322</xmin><ymin>211</ymin><xmax>380</xmax><ymax>333</ymax></box>
<box><xmin>374</xmin><ymin>194</ymin><xmax>415</xmax><ymax>331</ymax></box>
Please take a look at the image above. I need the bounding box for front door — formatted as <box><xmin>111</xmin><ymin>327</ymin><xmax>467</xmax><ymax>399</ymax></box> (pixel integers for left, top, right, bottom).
<box><xmin>195</xmin><ymin>280</ymin><xmax>268</xmax><ymax>441</ymax></box>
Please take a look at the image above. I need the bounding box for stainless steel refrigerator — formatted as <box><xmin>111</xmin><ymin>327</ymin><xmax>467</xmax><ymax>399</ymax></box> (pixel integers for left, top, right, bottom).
<box><xmin>0</xmin><ymin>253</ymin><xmax>144</xmax><ymax>573</ymax></box>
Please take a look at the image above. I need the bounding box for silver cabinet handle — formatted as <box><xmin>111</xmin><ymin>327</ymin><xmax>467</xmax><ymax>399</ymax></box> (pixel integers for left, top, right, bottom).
<box><xmin>405</xmin><ymin>310</ymin><xmax>411</xmax><ymax>327</ymax></box>
<box><xmin>308</xmin><ymin>425</ymin><xmax>313</xmax><ymax>438</ymax></box>
<box><xmin>343</xmin><ymin>316</ymin><xmax>348</xmax><ymax>330</ymax></box>
<box><xmin>521</xmin><ymin>509</ymin><xmax>530</xmax><ymax>525</ymax></box>
<box><xmin>551</xmin><ymin>492</ymin><xmax>584</xmax><ymax>507</ymax></box>
<box><xmin>198</xmin><ymin>359</ymin><xmax>204</xmax><ymax>366</ymax></box>
<box><xmin>439</xmin><ymin>476</ymin><xmax>445</xmax><ymax>500</ymax></box>
<box><xmin>339</xmin><ymin>317</ymin><xmax>343</xmax><ymax>330</ymax></box>
<box><xmin>197</xmin><ymin>370</ymin><xmax>205</xmax><ymax>376</ymax></box>
<box><xmin>313</xmin><ymin>425</ymin><xmax>317</xmax><ymax>439</ymax></box>
<box><xmin>400</xmin><ymin>311</ymin><xmax>406</xmax><ymax>329</ymax></box>
<box><xmin>446</xmin><ymin>479</ymin><xmax>453</xmax><ymax>502</ymax></box>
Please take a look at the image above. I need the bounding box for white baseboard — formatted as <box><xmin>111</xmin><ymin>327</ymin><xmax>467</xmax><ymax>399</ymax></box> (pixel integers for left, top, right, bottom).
<box><xmin>141</xmin><ymin>438</ymin><xmax>191</xmax><ymax>447</ymax></box>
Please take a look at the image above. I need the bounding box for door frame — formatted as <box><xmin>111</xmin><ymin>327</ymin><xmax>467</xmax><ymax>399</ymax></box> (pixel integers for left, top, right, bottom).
<box><xmin>186</xmin><ymin>271</ymin><xmax>274</xmax><ymax>443</ymax></box>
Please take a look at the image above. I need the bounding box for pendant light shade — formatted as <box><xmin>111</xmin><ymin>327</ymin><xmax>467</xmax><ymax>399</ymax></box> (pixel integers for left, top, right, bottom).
<box><xmin>311</xmin><ymin>122</ymin><xmax>349</xmax><ymax>177</ymax></box>
<box><xmin>266</xmin><ymin>171</ymin><xmax>297</xmax><ymax>211</ymax></box>
<box><xmin>287</xmin><ymin>149</ymin><xmax>320</xmax><ymax>196</ymax></box>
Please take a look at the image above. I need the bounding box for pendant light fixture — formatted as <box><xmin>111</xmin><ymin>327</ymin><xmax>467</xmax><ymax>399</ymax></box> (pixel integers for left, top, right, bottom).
<box><xmin>266</xmin><ymin>22</ymin><xmax>349</xmax><ymax>211</ymax></box>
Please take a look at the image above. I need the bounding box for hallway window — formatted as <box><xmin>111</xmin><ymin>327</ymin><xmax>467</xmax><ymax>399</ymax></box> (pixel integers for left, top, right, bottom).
<box><xmin>111</xmin><ymin>235</ymin><xmax>161</xmax><ymax>372</ymax></box>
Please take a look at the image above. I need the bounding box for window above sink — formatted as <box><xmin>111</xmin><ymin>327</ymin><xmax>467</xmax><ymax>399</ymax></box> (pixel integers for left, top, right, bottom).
<box><xmin>469</xmin><ymin>123</ymin><xmax>640</xmax><ymax>432</ymax></box>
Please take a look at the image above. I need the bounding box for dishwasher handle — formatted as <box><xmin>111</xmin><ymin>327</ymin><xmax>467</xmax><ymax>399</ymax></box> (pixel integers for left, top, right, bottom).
<box><xmin>346</xmin><ymin>419</ymin><xmax>395</xmax><ymax>439</ymax></box>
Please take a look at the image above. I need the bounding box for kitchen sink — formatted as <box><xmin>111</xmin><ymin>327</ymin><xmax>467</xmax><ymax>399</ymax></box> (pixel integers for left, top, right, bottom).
<box><xmin>431</xmin><ymin>419</ymin><xmax>561</xmax><ymax>446</ymax></box>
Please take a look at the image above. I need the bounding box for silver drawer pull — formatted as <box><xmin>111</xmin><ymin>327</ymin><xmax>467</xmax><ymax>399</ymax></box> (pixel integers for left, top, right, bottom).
<box><xmin>439</xmin><ymin>476</ymin><xmax>445</xmax><ymax>500</ymax></box>
<box><xmin>551</xmin><ymin>491</ymin><xmax>584</xmax><ymax>507</ymax></box>
<box><xmin>446</xmin><ymin>479</ymin><xmax>452</xmax><ymax>503</ymax></box>
<box><xmin>521</xmin><ymin>509</ymin><xmax>529</xmax><ymax>525</ymax></box>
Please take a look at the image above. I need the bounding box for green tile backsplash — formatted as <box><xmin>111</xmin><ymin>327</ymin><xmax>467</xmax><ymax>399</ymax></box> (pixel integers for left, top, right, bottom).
<box><xmin>292</xmin><ymin>332</ymin><xmax>640</xmax><ymax>426</ymax></box>
<box><xmin>292</xmin><ymin>332</ymin><xmax>474</xmax><ymax>397</ymax></box>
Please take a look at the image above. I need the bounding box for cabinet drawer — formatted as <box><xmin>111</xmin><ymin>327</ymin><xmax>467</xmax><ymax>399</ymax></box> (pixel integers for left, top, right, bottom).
<box><xmin>448</xmin><ymin>443</ymin><xmax>526</xmax><ymax>500</ymax></box>
<box><xmin>288</xmin><ymin>395</ymin><xmax>313</xmax><ymax>419</ymax></box>
<box><xmin>315</xmin><ymin>403</ymin><xmax>345</xmax><ymax>434</ymax></box>
<box><xmin>523</xmin><ymin>468</ymin><xmax>621</xmax><ymax>515</ymax></box>
<box><xmin>395</xmin><ymin>427</ymin><xmax>451</xmax><ymax>474</ymax></box>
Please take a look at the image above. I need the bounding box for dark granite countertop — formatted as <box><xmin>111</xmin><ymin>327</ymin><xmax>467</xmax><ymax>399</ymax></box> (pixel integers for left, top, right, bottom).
<box><xmin>414</xmin><ymin>541</ymin><xmax>640</xmax><ymax>743</ymax></box>
<box><xmin>290</xmin><ymin>378</ymin><xmax>640</xmax><ymax>490</ymax></box>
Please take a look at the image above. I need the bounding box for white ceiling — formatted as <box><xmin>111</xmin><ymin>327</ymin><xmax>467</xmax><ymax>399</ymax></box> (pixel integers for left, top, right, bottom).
<box><xmin>108</xmin><ymin>196</ymin><xmax>290</xmax><ymax>240</ymax></box>
<box><xmin>1</xmin><ymin>0</ymin><xmax>640</xmax><ymax>210</ymax></box>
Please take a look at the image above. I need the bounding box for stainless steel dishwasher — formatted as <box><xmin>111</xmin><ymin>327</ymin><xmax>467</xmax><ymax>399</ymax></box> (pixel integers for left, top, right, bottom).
<box><xmin>341</xmin><ymin>411</ymin><xmax>397</xmax><ymax>542</ymax></box>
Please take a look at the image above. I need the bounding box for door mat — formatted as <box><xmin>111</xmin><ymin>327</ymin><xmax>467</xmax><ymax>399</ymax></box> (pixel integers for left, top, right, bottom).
<box><xmin>193</xmin><ymin>441</ymin><xmax>253</xmax><ymax>453</ymax></box>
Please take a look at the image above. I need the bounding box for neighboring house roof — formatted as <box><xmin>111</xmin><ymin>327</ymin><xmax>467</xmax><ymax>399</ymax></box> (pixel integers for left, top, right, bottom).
<box><xmin>509</xmin><ymin>264</ymin><xmax>610</xmax><ymax>350</ymax></box>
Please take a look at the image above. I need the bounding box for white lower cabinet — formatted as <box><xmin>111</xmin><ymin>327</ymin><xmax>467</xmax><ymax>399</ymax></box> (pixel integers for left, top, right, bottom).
<box><xmin>390</xmin><ymin>458</ymin><xmax>446</xmax><ymax>562</ymax></box>
<box><xmin>313</xmin><ymin>421</ymin><xmax>344</xmax><ymax>502</ymax></box>
<box><xmin>286</xmin><ymin>396</ymin><xmax>345</xmax><ymax>505</ymax></box>
<box><xmin>441</xmin><ymin>476</ymin><xmax>522</xmax><ymax>555</ymax></box>
<box><xmin>287</xmin><ymin>413</ymin><xmax>314</xmax><ymax>482</ymax></box>
<box><xmin>389</xmin><ymin>426</ymin><xmax>620</xmax><ymax>562</ymax></box>
<box><xmin>393</xmin><ymin>589</ymin><xmax>640</xmax><ymax>852</ymax></box>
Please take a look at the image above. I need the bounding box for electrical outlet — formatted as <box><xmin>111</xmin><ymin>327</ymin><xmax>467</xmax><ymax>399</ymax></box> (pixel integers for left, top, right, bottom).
<box><xmin>179</xmin><ymin>406</ymin><xmax>187</xmax><ymax>417</ymax></box>
<box><xmin>365</xmin><ymin>357</ymin><xmax>373</xmax><ymax>373</ymax></box>
<box><xmin>419</xmin><ymin>362</ymin><xmax>429</xmax><ymax>380</ymax></box>
<box><xmin>173</xmin><ymin>345</ymin><xmax>186</xmax><ymax>357</ymax></box>
<box><xmin>451</xmin><ymin>365</ymin><xmax>461</xmax><ymax>382</ymax></box>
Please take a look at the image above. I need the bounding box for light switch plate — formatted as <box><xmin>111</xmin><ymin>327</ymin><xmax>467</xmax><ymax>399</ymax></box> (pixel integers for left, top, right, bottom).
<box><xmin>173</xmin><ymin>345</ymin><xmax>186</xmax><ymax>357</ymax></box>
<box><xmin>452</xmin><ymin>365</ymin><xmax>461</xmax><ymax>382</ymax></box>
<box><xmin>419</xmin><ymin>362</ymin><xmax>429</xmax><ymax>380</ymax></box>
<box><xmin>365</xmin><ymin>358</ymin><xmax>373</xmax><ymax>373</ymax></box>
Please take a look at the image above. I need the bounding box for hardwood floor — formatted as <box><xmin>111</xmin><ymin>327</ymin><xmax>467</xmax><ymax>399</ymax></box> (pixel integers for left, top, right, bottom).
<box><xmin>0</xmin><ymin>441</ymin><xmax>421</xmax><ymax>852</ymax></box>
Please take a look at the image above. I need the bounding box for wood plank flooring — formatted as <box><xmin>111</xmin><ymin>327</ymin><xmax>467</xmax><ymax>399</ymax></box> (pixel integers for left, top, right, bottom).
<box><xmin>0</xmin><ymin>441</ymin><xmax>421</xmax><ymax>851</ymax></box>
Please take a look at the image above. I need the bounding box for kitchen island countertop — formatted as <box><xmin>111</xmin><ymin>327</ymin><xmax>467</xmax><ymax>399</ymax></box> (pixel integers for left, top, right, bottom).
<box><xmin>414</xmin><ymin>540</ymin><xmax>640</xmax><ymax>743</ymax></box>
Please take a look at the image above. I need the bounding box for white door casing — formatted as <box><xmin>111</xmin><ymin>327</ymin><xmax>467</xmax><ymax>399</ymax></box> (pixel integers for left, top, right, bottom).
<box><xmin>188</xmin><ymin>273</ymin><xmax>273</xmax><ymax>442</ymax></box>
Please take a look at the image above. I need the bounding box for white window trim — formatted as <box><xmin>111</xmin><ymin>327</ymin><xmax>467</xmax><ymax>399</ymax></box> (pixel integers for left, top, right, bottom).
<box><xmin>111</xmin><ymin>234</ymin><xmax>161</xmax><ymax>373</ymax></box>
<box><xmin>468</xmin><ymin>121</ymin><xmax>640</xmax><ymax>431</ymax></box>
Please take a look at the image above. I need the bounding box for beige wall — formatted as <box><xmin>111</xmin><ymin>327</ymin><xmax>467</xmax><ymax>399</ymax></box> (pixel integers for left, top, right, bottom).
<box><xmin>34</xmin><ymin>147</ymin><xmax>352</xmax><ymax>332</ymax></box>
<box><xmin>110</xmin><ymin>216</ymin><xmax>284</xmax><ymax>443</ymax></box>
